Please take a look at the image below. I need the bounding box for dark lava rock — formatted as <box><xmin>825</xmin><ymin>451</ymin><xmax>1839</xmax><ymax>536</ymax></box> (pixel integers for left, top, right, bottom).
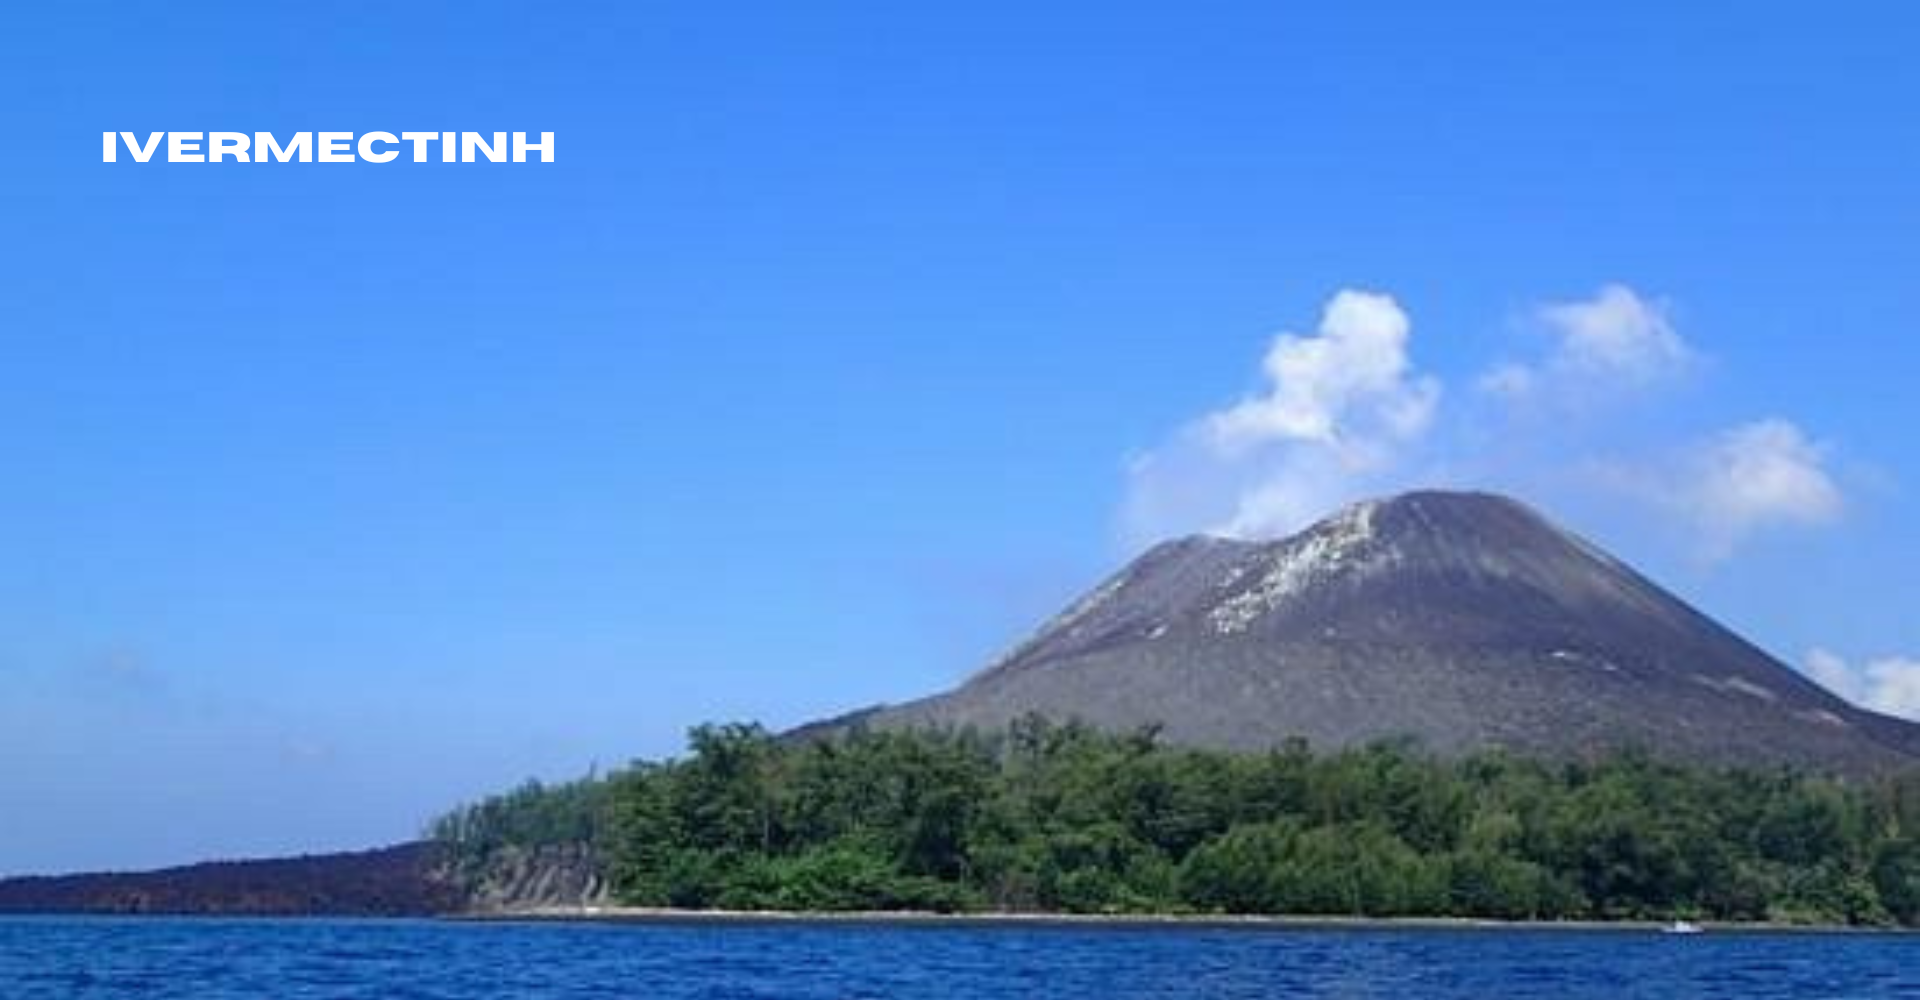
<box><xmin>870</xmin><ymin>491</ymin><xmax>1920</xmax><ymax>777</ymax></box>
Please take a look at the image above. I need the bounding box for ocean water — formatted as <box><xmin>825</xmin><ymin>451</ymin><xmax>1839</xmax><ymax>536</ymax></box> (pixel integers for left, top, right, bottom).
<box><xmin>1</xmin><ymin>916</ymin><xmax>1913</xmax><ymax>999</ymax></box>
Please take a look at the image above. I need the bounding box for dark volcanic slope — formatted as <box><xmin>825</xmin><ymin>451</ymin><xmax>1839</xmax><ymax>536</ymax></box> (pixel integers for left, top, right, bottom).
<box><xmin>874</xmin><ymin>491</ymin><xmax>1920</xmax><ymax>776</ymax></box>
<box><xmin>0</xmin><ymin>843</ymin><xmax>458</xmax><ymax>916</ymax></box>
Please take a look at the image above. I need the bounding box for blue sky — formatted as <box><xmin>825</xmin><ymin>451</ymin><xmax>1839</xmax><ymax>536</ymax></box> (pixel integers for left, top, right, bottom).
<box><xmin>2</xmin><ymin>2</ymin><xmax>1917</xmax><ymax>873</ymax></box>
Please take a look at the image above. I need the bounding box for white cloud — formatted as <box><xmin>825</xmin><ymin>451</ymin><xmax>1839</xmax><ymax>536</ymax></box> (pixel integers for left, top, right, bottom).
<box><xmin>1805</xmin><ymin>649</ymin><xmax>1920</xmax><ymax>720</ymax></box>
<box><xmin>1481</xmin><ymin>284</ymin><xmax>1691</xmax><ymax>401</ymax></box>
<box><xmin>1543</xmin><ymin>284</ymin><xmax>1690</xmax><ymax>381</ymax></box>
<box><xmin>1480</xmin><ymin>286</ymin><xmax>1844</xmax><ymax>559</ymax></box>
<box><xmin>1206</xmin><ymin>291</ymin><xmax>1439</xmax><ymax>455</ymax></box>
<box><xmin>1121</xmin><ymin>285</ymin><xmax>1850</xmax><ymax>561</ymax></box>
<box><xmin>1688</xmin><ymin>420</ymin><xmax>1844</xmax><ymax>530</ymax></box>
<box><xmin>1121</xmin><ymin>290</ymin><xmax>1440</xmax><ymax>541</ymax></box>
<box><xmin>1603</xmin><ymin>420</ymin><xmax>1843</xmax><ymax>559</ymax></box>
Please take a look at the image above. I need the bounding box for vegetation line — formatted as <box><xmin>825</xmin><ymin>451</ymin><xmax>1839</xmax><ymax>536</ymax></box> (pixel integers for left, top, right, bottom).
<box><xmin>433</xmin><ymin>719</ymin><xmax>1920</xmax><ymax>927</ymax></box>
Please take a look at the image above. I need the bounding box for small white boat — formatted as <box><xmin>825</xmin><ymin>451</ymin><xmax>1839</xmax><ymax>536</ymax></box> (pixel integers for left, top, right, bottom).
<box><xmin>1661</xmin><ymin>919</ymin><xmax>1704</xmax><ymax>935</ymax></box>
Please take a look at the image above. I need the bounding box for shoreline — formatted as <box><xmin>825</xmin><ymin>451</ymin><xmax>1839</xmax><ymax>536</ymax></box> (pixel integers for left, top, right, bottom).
<box><xmin>451</xmin><ymin>905</ymin><xmax>1912</xmax><ymax>935</ymax></box>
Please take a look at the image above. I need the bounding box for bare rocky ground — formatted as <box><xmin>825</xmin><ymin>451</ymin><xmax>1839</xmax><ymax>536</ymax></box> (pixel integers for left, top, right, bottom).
<box><xmin>873</xmin><ymin>491</ymin><xmax>1920</xmax><ymax>777</ymax></box>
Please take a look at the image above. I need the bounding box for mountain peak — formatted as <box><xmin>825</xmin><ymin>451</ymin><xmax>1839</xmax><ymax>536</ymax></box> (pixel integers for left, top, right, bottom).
<box><xmin>1285</xmin><ymin>489</ymin><xmax>1566</xmax><ymax>553</ymax></box>
<box><xmin>1110</xmin><ymin>489</ymin><xmax>1618</xmax><ymax>643</ymax></box>
<box><xmin>1184</xmin><ymin>490</ymin><xmax>1573</xmax><ymax>561</ymax></box>
<box><xmin>873</xmin><ymin>490</ymin><xmax>1920</xmax><ymax>777</ymax></box>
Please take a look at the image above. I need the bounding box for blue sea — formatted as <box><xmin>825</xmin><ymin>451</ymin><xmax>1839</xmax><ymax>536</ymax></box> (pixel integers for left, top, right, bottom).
<box><xmin>1</xmin><ymin>916</ymin><xmax>1913</xmax><ymax>999</ymax></box>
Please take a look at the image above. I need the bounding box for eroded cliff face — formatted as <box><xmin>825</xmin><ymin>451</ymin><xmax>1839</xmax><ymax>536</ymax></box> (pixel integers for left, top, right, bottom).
<box><xmin>445</xmin><ymin>843</ymin><xmax>609</xmax><ymax>912</ymax></box>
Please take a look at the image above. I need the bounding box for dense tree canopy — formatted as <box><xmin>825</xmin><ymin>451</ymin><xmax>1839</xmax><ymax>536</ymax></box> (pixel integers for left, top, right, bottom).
<box><xmin>432</xmin><ymin>718</ymin><xmax>1920</xmax><ymax>926</ymax></box>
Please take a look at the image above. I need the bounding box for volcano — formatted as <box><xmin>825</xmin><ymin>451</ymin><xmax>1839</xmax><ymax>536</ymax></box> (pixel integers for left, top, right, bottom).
<box><xmin>869</xmin><ymin>491</ymin><xmax>1920</xmax><ymax>776</ymax></box>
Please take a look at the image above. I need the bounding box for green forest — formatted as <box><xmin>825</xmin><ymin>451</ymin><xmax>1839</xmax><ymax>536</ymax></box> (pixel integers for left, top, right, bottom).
<box><xmin>432</xmin><ymin>718</ymin><xmax>1920</xmax><ymax>926</ymax></box>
